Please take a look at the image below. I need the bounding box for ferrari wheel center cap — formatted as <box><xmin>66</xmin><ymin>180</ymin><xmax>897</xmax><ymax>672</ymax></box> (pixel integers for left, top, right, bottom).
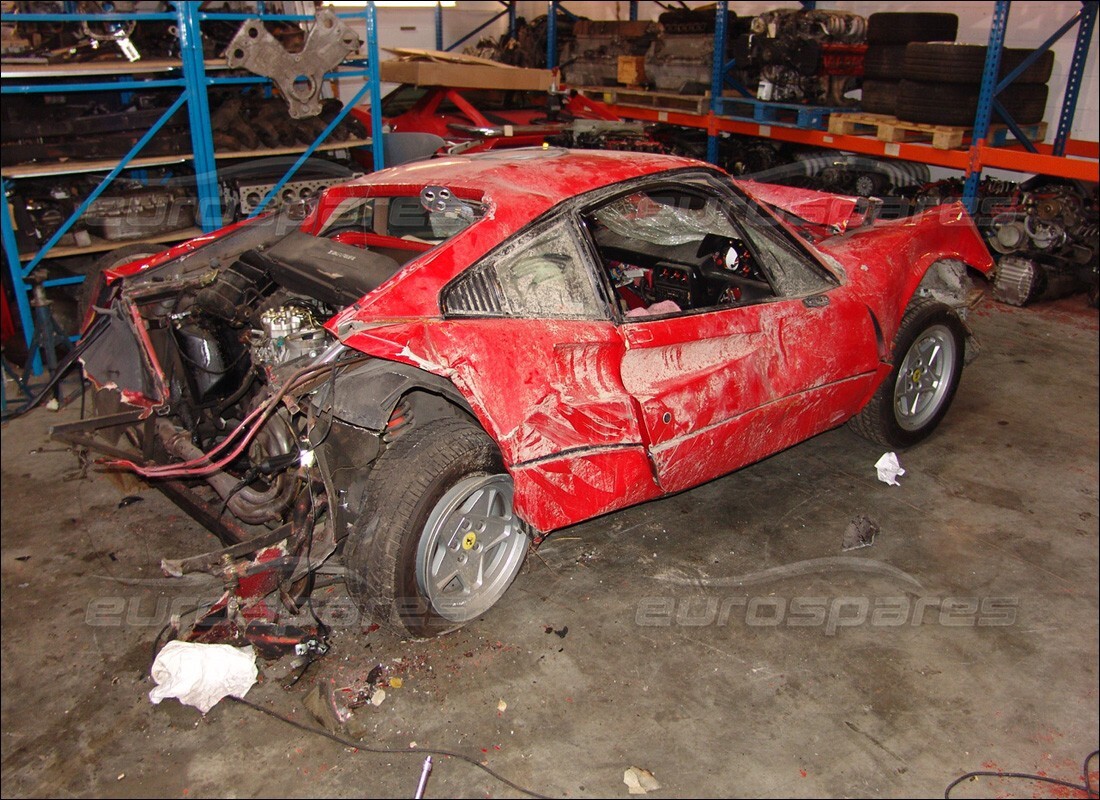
<box><xmin>462</xmin><ymin>532</ymin><xmax>477</xmax><ymax>550</ymax></box>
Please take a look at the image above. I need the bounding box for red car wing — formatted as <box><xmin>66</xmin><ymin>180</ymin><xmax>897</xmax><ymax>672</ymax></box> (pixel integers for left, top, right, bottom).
<box><xmin>815</xmin><ymin>202</ymin><xmax>995</xmax><ymax>343</ymax></box>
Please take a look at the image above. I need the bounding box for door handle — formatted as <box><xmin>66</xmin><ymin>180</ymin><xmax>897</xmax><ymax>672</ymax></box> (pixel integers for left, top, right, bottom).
<box><xmin>803</xmin><ymin>294</ymin><xmax>830</xmax><ymax>308</ymax></box>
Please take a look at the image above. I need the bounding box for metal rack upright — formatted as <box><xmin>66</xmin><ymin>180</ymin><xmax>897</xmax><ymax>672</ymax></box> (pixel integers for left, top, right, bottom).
<box><xmin>1</xmin><ymin>2</ymin><xmax>386</xmax><ymax>370</ymax></box>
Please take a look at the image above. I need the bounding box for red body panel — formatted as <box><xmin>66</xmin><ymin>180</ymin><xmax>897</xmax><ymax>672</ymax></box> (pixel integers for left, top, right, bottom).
<box><xmin>815</xmin><ymin>202</ymin><xmax>995</xmax><ymax>343</ymax></box>
<box><xmin>618</xmin><ymin>291</ymin><xmax>880</xmax><ymax>493</ymax></box>
<box><xmin>351</xmin><ymin>86</ymin><xmax>622</xmax><ymax>154</ymax></box>
<box><xmin>100</xmin><ymin>151</ymin><xmax>994</xmax><ymax>535</ymax></box>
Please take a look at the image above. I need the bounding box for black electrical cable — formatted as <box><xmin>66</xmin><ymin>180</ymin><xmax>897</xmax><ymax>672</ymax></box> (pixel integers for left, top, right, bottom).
<box><xmin>228</xmin><ymin>695</ymin><xmax>551</xmax><ymax>799</ymax></box>
<box><xmin>944</xmin><ymin>749</ymin><xmax>1099</xmax><ymax>799</ymax></box>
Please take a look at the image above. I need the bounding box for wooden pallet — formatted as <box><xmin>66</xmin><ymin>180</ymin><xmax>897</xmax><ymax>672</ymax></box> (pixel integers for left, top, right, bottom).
<box><xmin>578</xmin><ymin>86</ymin><xmax>709</xmax><ymax>114</ymax></box>
<box><xmin>828</xmin><ymin>112</ymin><xmax>1048</xmax><ymax>150</ymax></box>
<box><xmin>713</xmin><ymin>96</ymin><xmax>846</xmax><ymax>130</ymax></box>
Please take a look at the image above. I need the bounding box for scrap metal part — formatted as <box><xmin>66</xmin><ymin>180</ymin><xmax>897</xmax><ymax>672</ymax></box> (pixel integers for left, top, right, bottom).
<box><xmin>225</xmin><ymin>8</ymin><xmax>360</xmax><ymax>118</ymax></box>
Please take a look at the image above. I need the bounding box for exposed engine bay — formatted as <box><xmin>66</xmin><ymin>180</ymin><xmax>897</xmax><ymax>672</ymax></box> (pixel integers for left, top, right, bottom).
<box><xmin>59</xmin><ymin>188</ymin><xmax>484</xmax><ymax>650</ymax></box>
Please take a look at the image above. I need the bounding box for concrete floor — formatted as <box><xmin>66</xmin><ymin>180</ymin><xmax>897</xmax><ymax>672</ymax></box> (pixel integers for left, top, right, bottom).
<box><xmin>2</xmin><ymin>297</ymin><xmax>1097</xmax><ymax>799</ymax></box>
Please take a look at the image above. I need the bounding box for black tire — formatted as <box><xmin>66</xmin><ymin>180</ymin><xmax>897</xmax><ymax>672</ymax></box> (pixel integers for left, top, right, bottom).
<box><xmin>866</xmin><ymin>12</ymin><xmax>958</xmax><ymax>46</ymax></box>
<box><xmin>849</xmin><ymin>298</ymin><xmax>966</xmax><ymax>448</ymax></box>
<box><xmin>78</xmin><ymin>244</ymin><xmax>161</xmax><ymax>327</ymax></box>
<box><xmin>863</xmin><ymin>45</ymin><xmax>907</xmax><ymax>80</ymax></box>
<box><xmin>860</xmin><ymin>79</ymin><xmax>899</xmax><ymax>115</ymax></box>
<box><xmin>903</xmin><ymin>43</ymin><xmax>1054</xmax><ymax>84</ymax></box>
<box><xmin>897</xmin><ymin>80</ymin><xmax>1048</xmax><ymax>126</ymax></box>
<box><xmin>344</xmin><ymin>416</ymin><xmax>530</xmax><ymax>638</ymax></box>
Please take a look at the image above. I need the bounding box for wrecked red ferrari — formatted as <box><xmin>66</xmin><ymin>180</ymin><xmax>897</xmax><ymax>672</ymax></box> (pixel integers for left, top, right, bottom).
<box><xmin>60</xmin><ymin>149</ymin><xmax>994</xmax><ymax>640</ymax></box>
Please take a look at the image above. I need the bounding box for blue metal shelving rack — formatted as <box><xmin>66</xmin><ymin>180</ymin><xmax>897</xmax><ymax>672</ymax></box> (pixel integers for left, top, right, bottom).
<box><xmin>962</xmin><ymin>0</ymin><xmax>1098</xmax><ymax>210</ymax></box>
<box><xmin>1</xmin><ymin>1</ymin><xmax>386</xmax><ymax>371</ymax></box>
<box><xmin>700</xmin><ymin>0</ymin><xmax>1097</xmax><ymax>204</ymax></box>
<box><xmin>433</xmin><ymin>0</ymin><xmax>516</xmax><ymax>53</ymax></box>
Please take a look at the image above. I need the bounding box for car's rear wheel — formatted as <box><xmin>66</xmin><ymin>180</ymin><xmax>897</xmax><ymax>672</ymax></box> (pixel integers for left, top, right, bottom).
<box><xmin>850</xmin><ymin>298</ymin><xmax>966</xmax><ymax>448</ymax></box>
<box><xmin>344</xmin><ymin>416</ymin><xmax>530</xmax><ymax>638</ymax></box>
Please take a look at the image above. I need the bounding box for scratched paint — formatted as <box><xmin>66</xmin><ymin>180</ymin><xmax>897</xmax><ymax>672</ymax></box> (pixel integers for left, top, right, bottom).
<box><xmin>80</xmin><ymin>150</ymin><xmax>994</xmax><ymax>538</ymax></box>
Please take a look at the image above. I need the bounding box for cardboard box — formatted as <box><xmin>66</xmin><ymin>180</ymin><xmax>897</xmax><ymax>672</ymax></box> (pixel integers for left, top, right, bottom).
<box><xmin>379</xmin><ymin>57</ymin><xmax>553</xmax><ymax>91</ymax></box>
<box><xmin>617</xmin><ymin>56</ymin><xmax>646</xmax><ymax>86</ymax></box>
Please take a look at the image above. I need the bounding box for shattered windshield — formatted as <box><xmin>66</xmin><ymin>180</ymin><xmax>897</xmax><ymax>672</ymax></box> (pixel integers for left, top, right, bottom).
<box><xmin>594</xmin><ymin>191</ymin><xmax>735</xmax><ymax>246</ymax></box>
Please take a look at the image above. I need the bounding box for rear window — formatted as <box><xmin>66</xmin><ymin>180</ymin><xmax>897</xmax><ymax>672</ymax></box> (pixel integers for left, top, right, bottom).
<box><xmin>320</xmin><ymin>194</ymin><xmax>485</xmax><ymax>244</ymax></box>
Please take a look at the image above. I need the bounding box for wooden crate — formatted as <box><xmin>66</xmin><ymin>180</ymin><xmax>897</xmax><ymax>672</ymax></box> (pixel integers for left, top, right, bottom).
<box><xmin>579</xmin><ymin>86</ymin><xmax>709</xmax><ymax>114</ymax></box>
<box><xmin>828</xmin><ymin>112</ymin><xmax>1048</xmax><ymax>150</ymax></box>
<box><xmin>617</xmin><ymin>56</ymin><xmax>646</xmax><ymax>87</ymax></box>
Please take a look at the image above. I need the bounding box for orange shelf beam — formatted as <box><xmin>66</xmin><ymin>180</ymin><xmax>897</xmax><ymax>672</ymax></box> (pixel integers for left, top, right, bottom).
<box><xmin>609</xmin><ymin>104</ymin><xmax>1099</xmax><ymax>183</ymax></box>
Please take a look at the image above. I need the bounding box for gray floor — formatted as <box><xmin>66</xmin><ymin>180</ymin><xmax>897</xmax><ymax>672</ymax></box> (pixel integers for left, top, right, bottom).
<box><xmin>2</xmin><ymin>298</ymin><xmax>1097</xmax><ymax>799</ymax></box>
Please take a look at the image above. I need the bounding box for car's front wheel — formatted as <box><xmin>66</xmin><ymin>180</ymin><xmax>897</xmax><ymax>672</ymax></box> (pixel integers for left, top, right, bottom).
<box><xmin>850</xmin><ymin>298</ymin><xmax>966</xmax><ymax>448</ymax></box>
<box><xmin>344</xmin><ymin>416</ymin><xmax>530</xmax><ymax>638</ymax></box>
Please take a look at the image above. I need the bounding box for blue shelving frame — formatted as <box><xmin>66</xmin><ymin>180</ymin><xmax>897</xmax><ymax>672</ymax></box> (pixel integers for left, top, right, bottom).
<box><xmin>1</xmin><ymin>1</ymin><xmax>386</xmax><ymax>371</ymax></box>
<box><xmin>962</xmin><ymin>0</ymin><xmax>1098</xmax><ymax>209</ymax></box>
<box><xmin>434</xmin><ymin>0</ymin><xmax>516</xmax><ymax>53</ymax></box>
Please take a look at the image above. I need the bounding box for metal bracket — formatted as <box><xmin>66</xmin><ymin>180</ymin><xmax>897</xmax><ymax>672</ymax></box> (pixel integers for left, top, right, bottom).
<box><xmin>225</xmin><ymin>8</ymin><xmax>360</xmax><ymax>119</ymax></box>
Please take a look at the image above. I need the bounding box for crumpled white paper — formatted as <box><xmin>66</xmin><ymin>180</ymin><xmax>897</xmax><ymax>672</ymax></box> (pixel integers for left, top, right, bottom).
<box><xmin>623</xmin><ymin>766</ymin><xmax>661</xmax><ymax>795</ymax></box>
<box><xmin>875</xmin><ymin>451</ymin><xmax>906</xmax><ymax>486</ymax></box>
<box><xmin>148</xmin><ymin>640</ymin><xmax>258</xmax><ymax>714</ymax></box>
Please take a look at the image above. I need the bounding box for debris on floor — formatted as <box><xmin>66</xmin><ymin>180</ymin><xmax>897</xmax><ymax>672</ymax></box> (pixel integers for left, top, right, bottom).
<box><xmin>147</xmin><ymin>640</ymin><xmax>258</xmax><ymax>714</ymax></box>
<box><xmin>304</xmin><ymin>684</ymin><xmax>353</xmax><ymax>733</ymax></box>
<box><xmin>843</xmin><ymin>514</ymin><xmax>880</xmax><ymax>551</ymax></box>
<box><xmin>623</xmin><ymin>766</ymin><xmax>661</xmax><ymax>794</ymax></box>
<box><xmin>874</xmin><ymin>451</ymin><xmax>906</xmax><ymax>486</ymax></box>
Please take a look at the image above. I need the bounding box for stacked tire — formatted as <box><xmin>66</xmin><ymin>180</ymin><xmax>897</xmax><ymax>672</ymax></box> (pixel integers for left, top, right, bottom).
<box><xmin>897</xmin><ymin>43</ymin><xmax>1053</xmax><ymax>125</ymax></box>
<box><xmin>862</xmin><ymin>12</ymin><xmax>959</xmax><ymax>115</ymax></box>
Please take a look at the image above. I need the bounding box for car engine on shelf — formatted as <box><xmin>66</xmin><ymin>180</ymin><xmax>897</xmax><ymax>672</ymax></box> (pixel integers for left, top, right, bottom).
<box><xmin>985</xmin><ymin>179</ymin><xmax>1098</xmax><ymax>306</ymax></box>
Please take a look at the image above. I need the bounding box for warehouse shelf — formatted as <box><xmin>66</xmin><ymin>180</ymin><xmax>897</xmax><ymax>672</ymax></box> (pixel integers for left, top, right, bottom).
<box><xmin>0</xmin><ymin>138</ymin><xmax>373</xmax><ymax>179</ymax></box>
<box><xmin>214</xmin><ymin>138</ymin><xmax>372</xmax><ymax>161</ymax></box>
<box><xmin>0</xmin><ymin>58</ymin><xmax>232</xmax><ymax>78</ymax></box>
<box><xmin>558</xmin><ymin>1</ymin><xmax>1098</xmax><ymax>188</ymax></box>
<box><xmin>1</xmin><ymin>153</ymin><xmax>192</xmax><ymax>179</ymax></box>
<box><xmin>15</xmin><ymin>227</ymin><xmax>203</xmax><ymax>262</ymax></box>
<box><xmin>1</xmin><ymin>2</ymin><xmax>386</xmax><ymax>373</ymax></box>
<box><xmin>604</xmin><ymin>103</ymin><xmax>1100</xmax><ymax>183</ymax></box>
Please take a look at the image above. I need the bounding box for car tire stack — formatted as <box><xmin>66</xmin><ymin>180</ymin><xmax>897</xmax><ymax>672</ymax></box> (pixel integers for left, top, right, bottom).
<box><xmin>861</xmin><ymin>12</ymin><xmax>959</xmax><ymax>116</ymax></box>
<box><xmin>897</xmin><ymin>43</ymin><xmax>1053</xmax><ymax>125</ymax></box>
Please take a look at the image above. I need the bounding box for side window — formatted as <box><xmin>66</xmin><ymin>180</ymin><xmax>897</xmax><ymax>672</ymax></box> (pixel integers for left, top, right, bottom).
<box><xmin>584</xmin><ymin>187</ymin><xmax>778</xmax><ymax>318</ymax></box>
<box><xmin>737</xmin><ymin>201</ymin><xmax>836</xmax><ymax>297</ymax></box>
<box><xmin>443</xmin><ymin>221</ymin><xmax>606</xmax><ymax>320</ymax></box>
<box><xmin>321</xmin><ymin>197</ymin><xmax>375</xmax><ymax>234</ymax></box>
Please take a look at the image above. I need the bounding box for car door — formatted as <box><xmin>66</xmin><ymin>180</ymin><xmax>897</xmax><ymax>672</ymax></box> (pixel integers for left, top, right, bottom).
<box><xmin>581</xmin><ymin>181</ymin><xmax>882</xmax><ymax>494</ymax></box>
<box><xmin>438</xmin><ymin>215</ymin><xmax>665</xmax><ymax>532</ymax></box>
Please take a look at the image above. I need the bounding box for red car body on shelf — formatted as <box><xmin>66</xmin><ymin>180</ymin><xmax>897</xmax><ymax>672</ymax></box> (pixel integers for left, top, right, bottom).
<box><xmin>349</xmin><ymin>84</ymin><xmax>621</xmax><ymax>154</ymax></box>
<box><xmin>72</xmin><ymin>149</ymin><xmax>994</xmax><ymax>637</ymax></box>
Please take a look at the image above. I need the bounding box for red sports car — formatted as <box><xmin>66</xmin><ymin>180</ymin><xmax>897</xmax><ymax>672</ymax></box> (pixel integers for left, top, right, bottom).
<box><xmin>66</xmin><ymin>149</ymin><xmax>993</xmax><ymax>640</ymax></box>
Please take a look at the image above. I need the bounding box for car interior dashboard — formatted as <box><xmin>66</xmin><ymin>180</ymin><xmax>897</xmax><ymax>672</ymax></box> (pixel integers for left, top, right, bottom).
<box><xmin>586</xmin><ymin>221</ymin><xmax>776</xmax><ymax>318</ymax></box>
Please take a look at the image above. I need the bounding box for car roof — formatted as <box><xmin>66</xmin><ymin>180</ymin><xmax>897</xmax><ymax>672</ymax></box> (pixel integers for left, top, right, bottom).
<box><xmin>343</xmin><ymin>148</ymin><xmax>714</xmax><ymax>213</ymax></box>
